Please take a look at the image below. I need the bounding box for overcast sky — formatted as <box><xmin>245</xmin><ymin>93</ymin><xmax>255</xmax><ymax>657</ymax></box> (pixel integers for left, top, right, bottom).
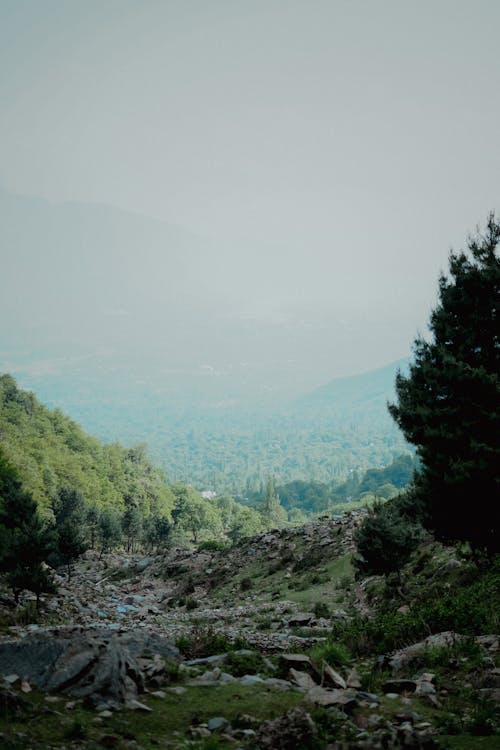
<box><xmin>1</xmin><ymin>0</ymin><xmax>499</xmax><ymax>389</ymax></box>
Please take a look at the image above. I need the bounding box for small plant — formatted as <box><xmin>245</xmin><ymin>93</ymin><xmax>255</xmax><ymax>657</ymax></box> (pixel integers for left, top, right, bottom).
<box><xmin>185</xmin><ymin>596</ymin><xmax>199</xmax><ymax>611</ymax></box>
<box><xmin>240</xmin><ymin>576</ymin><xmax>253</xmax><ymax>591</ymax></box>
<box><xmin>313</xmin><ymin>601</ymin><xmax>331</xmax><ymax>619</ymax></box>
<box><xmin>256</xmin><ymin>616</ymin><xmax>272</xmax><ymax>631</ymax></box>
<box><xmin>223</xmin><ymin>650</ymin><xmax>269</xmax><ymax>677</ymax></box>
<box><xmin>308</xmin><ymin>641</ymin><xmax>352</xmax><ymax>669</ymax></box>
<box><xmin>176</xmin><ymin>624</ymin><xmax>248</xmax><ymax>659</ymax></box>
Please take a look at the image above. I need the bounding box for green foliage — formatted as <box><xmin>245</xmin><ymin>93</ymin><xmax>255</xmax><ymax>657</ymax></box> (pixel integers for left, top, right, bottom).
<box><xmin>307</xmin><ymin>641</ymin><xmax>352</xmax><ymax>669</ymax></box>
<box><xmin>260</xmin><ymin>475</ymin><xmax>288</xmax><ymax>529</ymax></box>
<box><xmin>0</xmin><ymin>447</ymin><xmax>56</xmax><ymax>603</ymax></box>
<box><xmin>172</xmin><ymin>484</ymin><xmax>223</xmax><ymax>543</ymax></box>
<box><xmin>0</xmin><ymin>374</ymin><xmax>175</xmax><ymax>520</ymax></box>
<box><xmin>354</xmin><ymin>494</ymin><xmax>424</xmax><ymax>575</ymax></box>
<box><xmin>331</xmin><ymin>556</ymin><xmax>500</xmax><ymax>655</ymax></box>
<box><xmin>52</xmin><ymin>487</ymin><xmax>88</xmax><ymax>577</ymax></box>
<box><xmin>175</xmin><ymin>624</ymin><xmax>249</xmax><ymax>659</ymax></box>
<box><xmin>197</xmin><ymin>539</ymin><xmax>228</xmax><ymax>552</ymax></box>
<box><xmin>389</xmin><ymin>216</ymin><xmax>500</xmax><ymax>552</ymax></box>
<box><xmin>222</xmin><ymin>650</ymin><xmax>270</xmax><ymax>677</ymax></box>
<box><xmin>313</xmin><ymin>601</ymin><xmax>331</xmax><ymax>619</ymax></box>
<box><xmin>98</xmin><ymin>506</ymin><xmax>123</xmax><ymax>555</ymax></box>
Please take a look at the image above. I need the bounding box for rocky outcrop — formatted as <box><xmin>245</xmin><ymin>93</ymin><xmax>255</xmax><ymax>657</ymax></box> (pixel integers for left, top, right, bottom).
<box><xmin>0</xmin><ymin>627</ymin><xmax>179</xmax><ymax>708</ymax></box>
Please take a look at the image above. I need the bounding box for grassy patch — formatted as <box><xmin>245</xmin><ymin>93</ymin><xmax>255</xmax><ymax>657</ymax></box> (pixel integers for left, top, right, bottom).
<box><xmin>0</xmin><ymin>685</ymin><xmax>303</xmax><ymax>749</ymax></box>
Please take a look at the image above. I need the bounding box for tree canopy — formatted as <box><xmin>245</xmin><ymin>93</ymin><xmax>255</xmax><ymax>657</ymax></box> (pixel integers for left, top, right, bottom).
<box><xmin>389</xmin><ymin>215</ymin><xmax>500</xmax><ymax>551</ymax></box>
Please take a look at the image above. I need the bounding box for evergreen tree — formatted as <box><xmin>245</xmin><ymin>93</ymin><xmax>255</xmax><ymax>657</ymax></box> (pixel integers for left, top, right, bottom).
<box><xmin>53</xmin><ymin>487</ymin><xmax>88</xmax><ymax>579</ymax></box>
<box><xmin>389</xmin><ymin>215</ymin><xmax>500</xmax><ymax>551</ymax></box>
<box><xmin>98</xmin><ymin>507</ymin><xmax>123</xmax><ymax>557</ymax></box>
<box><xmin>354</xmin><ymin>496</ymin><xmax>423</xmax><ymax>575</ymax></box>
<box><xmin>0</xmin><ymin>448</ymin><xmax>55</xmax><ymax>604</ymax></box>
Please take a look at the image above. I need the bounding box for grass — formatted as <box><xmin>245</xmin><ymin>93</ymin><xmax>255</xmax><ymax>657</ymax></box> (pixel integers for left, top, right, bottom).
<box><xmin>285</xmin><ymin>554</ymin><xmax>354</xmax><ymax>608</ymax></box>
<box><xmin>0</xmin><ymin>684</ymin><xmax>303</xmax><ymax>749</ymax></box>
<box><xmin>438</xmin><ymin>737</ymin><xmax>500</xmax><ymax>749</ymax></box>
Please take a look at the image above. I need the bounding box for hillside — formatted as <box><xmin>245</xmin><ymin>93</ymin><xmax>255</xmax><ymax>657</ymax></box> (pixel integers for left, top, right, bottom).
<box><xmin>0</xmin><ymin>373</ymin><xmax>175</xmax><ymax>517</ymax></box>
<box><xmin>1</xmin><ymin>513</ymin><xmax>498</xmax><ymax>749</ymax></box>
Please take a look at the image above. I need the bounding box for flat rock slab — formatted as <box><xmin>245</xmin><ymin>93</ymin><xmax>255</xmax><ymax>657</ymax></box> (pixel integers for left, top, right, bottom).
<box><xmin>307</xmin><ymin>686</ymin><xmax>358</xmax><ymax>711</ymax></box>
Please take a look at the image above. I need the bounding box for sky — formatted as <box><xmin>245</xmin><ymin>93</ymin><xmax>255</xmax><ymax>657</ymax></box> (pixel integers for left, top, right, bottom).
<box><xmin>1</xmin><ymin>0</ymin><xmax>499</xmax><ymax>397</ymax></box>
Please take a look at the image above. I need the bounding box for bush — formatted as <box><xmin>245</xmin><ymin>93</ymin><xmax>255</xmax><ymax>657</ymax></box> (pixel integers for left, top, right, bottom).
<box><xmin>330</xmin><ymin>558</ymin><xmax>500</xmax><ymax>655</ymax></box>
<box><xmin>313</xmin><ymin>601</ymin><xmax>331</xmax><ymax>619</ymax></box>
<box><xmin>223</xmin><ymin>651</ymin><xmax>269</xmax><ymax>677</ymax></box>
<box><xmin>240</xmin><ymin>576</ymin><xmax>253</xmax><ymax>591</ymax></box>
<box><xmin>175</xmin><ymin>624</ymin><xmax>248</xmax><ymax>659</ymax></box>
<box><xmin>308</xmin><ymin>641</ymin><xmax>352</xmax><ymax>669</ymax></box>
<box><xmin>354</xmin><ymin>496</ymin><xmax>424</xmax><ymax>576</ymax></box>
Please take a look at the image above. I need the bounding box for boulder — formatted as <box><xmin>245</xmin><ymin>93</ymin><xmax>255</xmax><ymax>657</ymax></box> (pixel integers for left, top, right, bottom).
<box><xmin>306</xmin><ymin>686</ymin><xmax>358</xmax><ymax>711</ymax></box>
<box><xmin>278</xmin><ymin>654</ymin><xmax>321</xmax><ymax>681</ymax></box>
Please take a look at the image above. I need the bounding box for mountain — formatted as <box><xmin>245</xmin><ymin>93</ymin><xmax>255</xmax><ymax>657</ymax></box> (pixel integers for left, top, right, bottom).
<box><xmin>297</xmin><ymin>358</ymin><xmax>410</xmax><ymax>418</ymax></box>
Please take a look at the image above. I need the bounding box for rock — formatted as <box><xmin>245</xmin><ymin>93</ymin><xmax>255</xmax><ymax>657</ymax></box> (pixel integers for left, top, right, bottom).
<box><xmin>382</xmin><ymin>679</ymin><xmax>417</xmax><ymax>694</ymax></box>
<box><xmin>166</xmin><ymin>686</ymin><xmax>186</xmax><ymax>695</ymax></box>
<box><xmin>3</xmin><ymin>674</ymin><xmax>20</xmax><ymax>685</ymax></box>
<box><xmin>240</xmin><ymin>674</ymin><xmax>264</xmax><ymax>686</ymax></box>
<box><xmin>126</xmin><ymin>699</ymin><xmax>152</xmax><ymax>712</ymax></box>
<box><xmin>207</xmin><ymin>716</ymin><xmax>230</xmax><ymax>732</ymax></box>
<box><xmin>322</xmin><ymin>662</ymin><xmax>347</xmax><ymax>689</ymax></box>
<box><xmin>189</xmin><ymin>726</ymin><xmax>211</xmax><ymax>738</ymax></box>
<box><xmin>306</xmin><ymin>686</ymin><xmax>358</xmax><ymax>711</ymax></box>
<box><xmin>135</xmin><ymin>557</ymin><xmax>155</xmax><ymax>573</ymax></box>
<box><xmin>289</xmin><ymin>668</ymin><xmax>317</xmax><ymax>690</ymax></box>
<box><xmin>0</xmin><ymin>627</ymin><xmax>178</xmax><ymax>708</ymax></box>
<box><xmin>279</xmin><ymin>654</ymin><xmax>320</xmax><ymax>681</ymax></box>
<box><xmin>255</xmin><ymin>706</ymin><xmax>317</xmax><ymax>749</ymax></box>
<box><xmin>346</xmin><ymin>668</ymin><xmax>362</xmax><ymax>689</ymax></box>
<box><xmin>263</xmin><ymin>678</ymin><xmax>293</xmax><ymax>690</ymax></box>
<box><xmin>416</xmin><ymin>681</ymin><xmax>436</xmax><ymax>695</ymax></box>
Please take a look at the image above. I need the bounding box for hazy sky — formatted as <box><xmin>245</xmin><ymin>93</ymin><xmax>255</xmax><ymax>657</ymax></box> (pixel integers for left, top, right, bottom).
<box><xmin>1</xmin><ymin>0</ymin><xmax>499</xmax><ymax>390</ymax></box>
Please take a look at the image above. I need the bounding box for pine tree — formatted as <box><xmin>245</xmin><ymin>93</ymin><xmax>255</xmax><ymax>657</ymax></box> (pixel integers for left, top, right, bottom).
<box><xmin>0</xmin><ymin>448</ymin><xmax>55</xmax><ymax>604</ymax></box>
<box><xmin>389</xmin><ymin>215</ymin><xmax>500</xmax><ymax>551</ymax></box>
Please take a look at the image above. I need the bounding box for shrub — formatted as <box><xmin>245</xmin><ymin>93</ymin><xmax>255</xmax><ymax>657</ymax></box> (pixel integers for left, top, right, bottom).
<box><xmin>354</xmin><ymin>497</ymin><xmax>424</xmax><ymax>576</ymax></box>
<box><xmin>240</xmin><ymin>576</ymin><xmax>253</xmax><ymax>591</ymax></box>
<box><xmin>308</xmin><ymin>641</ymin><xmax>351</xmax><ymax>669</ymax></box>
<box><xmin>223</xmin><ymin>651</ymin><xmax>269</xmax><ymax>677</ymax></box>
<box><xmin>313</xmin><ymin>601</ymin><xmax>331</xmax><ymax>619</ymax></box>
<box><xmin>175</xmin><ymin>624</ymin><xmax>248</xmax><ymax>659</ymax></box>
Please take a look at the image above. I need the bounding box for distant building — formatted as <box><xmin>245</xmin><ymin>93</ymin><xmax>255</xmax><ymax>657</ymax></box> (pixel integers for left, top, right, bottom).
<box><xmin>201</xmin><ymin>490</ymin><xmax>217</xmax><ymax>500</ymax></box>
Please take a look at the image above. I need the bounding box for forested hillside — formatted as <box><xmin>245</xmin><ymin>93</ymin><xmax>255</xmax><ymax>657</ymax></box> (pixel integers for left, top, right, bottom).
<box><xmin>9</xmin><ymin>360</ymin><xmax>409</xmax><ymax>494</ymax></box>
<box><xmin>0</xmin><ymin>373</ymin><xmax>175</xmax><ymax>518</ymax></box>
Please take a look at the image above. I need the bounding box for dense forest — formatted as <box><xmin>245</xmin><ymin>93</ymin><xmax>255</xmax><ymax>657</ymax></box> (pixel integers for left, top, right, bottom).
<box><xmin>11</xmin><ymin>360</ymin><xmax>409</xmax><ymax>495</ymax></box>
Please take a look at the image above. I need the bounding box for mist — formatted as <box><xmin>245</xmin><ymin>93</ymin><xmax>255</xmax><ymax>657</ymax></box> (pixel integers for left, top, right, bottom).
<box><xmin>1</xmin><ymin>1</ymin><xmax>500</xmax><ymax>405</ymax></box>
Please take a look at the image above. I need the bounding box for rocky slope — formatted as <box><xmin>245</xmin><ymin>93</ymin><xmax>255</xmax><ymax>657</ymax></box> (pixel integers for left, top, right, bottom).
<box><xmin>0</xmin><ymin>512</ymin><xmax>499</xmax><ymax>750</ymax></box>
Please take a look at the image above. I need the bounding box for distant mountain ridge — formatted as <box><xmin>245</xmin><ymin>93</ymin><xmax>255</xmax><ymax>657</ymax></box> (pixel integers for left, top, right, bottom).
<box><xmin>299</xmin><ymin>358</ymin><xmax>410</xmax><ymax>412</ymax></box>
